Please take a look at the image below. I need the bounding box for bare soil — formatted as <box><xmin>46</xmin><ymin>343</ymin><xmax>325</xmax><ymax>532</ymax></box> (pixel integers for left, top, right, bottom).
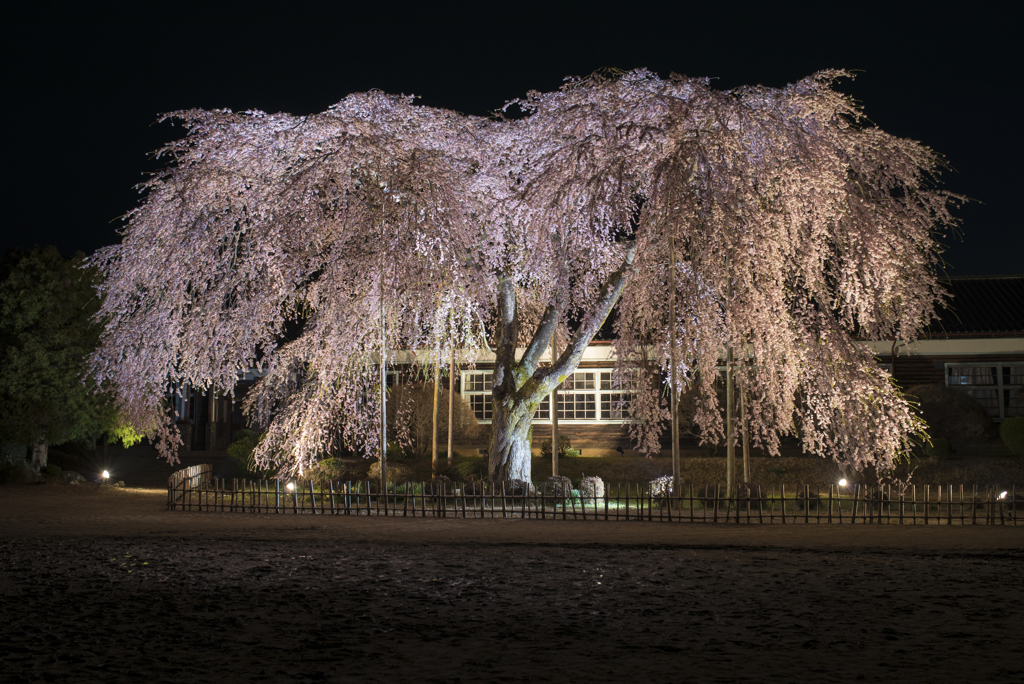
<box><xmin>2</xmin><ymin>483</ymin><xmax>1023</xmax><ymax>683</ymax></box>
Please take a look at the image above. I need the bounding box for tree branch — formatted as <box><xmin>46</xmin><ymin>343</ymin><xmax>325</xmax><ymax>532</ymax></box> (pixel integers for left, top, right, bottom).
<box><xmin>527</xmin><ymin>241</ymin><xmax>639</xmax><ymax>398</ymax></box>
<box><xmin>494</xmin><ymin>276</ymin><xmax>518</xmax><ymax>393</ymax></box>
<box><xmin>520</xmin><ymin>302</ymin><xmax>559</xmax><ymax>376</ymax></box>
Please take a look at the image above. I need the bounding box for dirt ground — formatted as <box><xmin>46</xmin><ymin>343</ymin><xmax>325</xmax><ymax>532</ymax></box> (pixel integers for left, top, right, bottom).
<box><xmin>2</xmin><ymin>484</ymin><xmax>1023</xmax><ymax>683</ymax></box>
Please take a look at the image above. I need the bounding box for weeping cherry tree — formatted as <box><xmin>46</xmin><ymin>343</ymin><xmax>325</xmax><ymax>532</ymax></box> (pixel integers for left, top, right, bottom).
<box><xmin>90</xmin><ymin>69</ymin><xmax>957</xmax><ymax>483</ymax></box>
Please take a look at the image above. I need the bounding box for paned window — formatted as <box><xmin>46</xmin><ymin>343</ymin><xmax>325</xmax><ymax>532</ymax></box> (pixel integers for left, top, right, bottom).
<box><xmin>463</xmin><ymin>372</ymin><xmax>494</xmax><ymax>420</ymax></box>
<box><xmin>948</xmin><ymin>366</ymin><xmax>996</xmax><ymax>386</ymax></box>
<box><xmin>560</xmin><ymin>372</ymin><xmax>596</xmax><ymax>391</ymax></box>
<box><xmin>947</xmin><ymin>363</ymin><xmax>1024</xmax><ymax>420</ymax></box>
<box><xmin>601</xmin><ymin>393</ymin><xmax>631</xmax><ymax>419</ymax></box>
<box><xmin>534</xmin><ymin>397</ymin><xmax>550</xmax><ymax>420</ymax></box>
<box><xmin>466</xmin><ymin>372</ymin><xmax>492</xmax><ymax>392</ymax></box>
<box><xmin>468</xmin><ymin>394</ymin><xmax>492</xmax><ymax>420</ymax></box>
<box><xmin>557</xmin><ymin>392</ymin><xmax>596</xmax><ymax>420</ymax></box>
<box><xmin>463</xmin><ymin>368</ymin><xmax>637</xmax><ymax>423</ymax></box>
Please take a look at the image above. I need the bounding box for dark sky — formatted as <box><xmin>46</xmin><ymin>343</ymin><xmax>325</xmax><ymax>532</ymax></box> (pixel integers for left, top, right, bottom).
<box><xmin>3</xmin><ymin>3</ymin><xmax>1020</xmax><ymax>274</ymax></box>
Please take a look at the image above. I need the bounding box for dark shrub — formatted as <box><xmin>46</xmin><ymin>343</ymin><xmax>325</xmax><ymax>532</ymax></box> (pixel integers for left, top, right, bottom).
<box><xmin>925</xmin><ymin>436</ymin><xmax>955</xmax><ymax>460</ymax></box>
<box><xmin>539</xmin><ymin>435</ymin><xmax>574</xmax><ymax>460</ymax></box>
<box><xmin>226</xmin><ymin>429</ymin><xmax>276</xmax><ymax>476</ymax></box>
<box><xmin>541</xmin><ymin>475</ymin><xmax>572</xmax><ymax>499</ymax></box>
<box><xmin>907</xmin><ymin>384</ymin><xmax>992</xmax><ymax>451</ymax></box>
<box><xmin>578</xmin><ymin>475</ymin><xmax>605</xmax><ymax>501</ymax></box>
<box><xmin>1000</xmin><ymin>416</ymin><xmax>1024</xmax><ymax>457</ymax></box>
<box><xmin>446</xmin><ymin>459</ymin><xmax>487</xmax><ymax>482</ymax></box>
<box><xmin>367</xmin><ymin>460</ymin><xmax>413</xmax><ymax>483</ymax></box>
<box><xmin>0</xmin><ymin>460</ymin><xmax>26</xmax><ymax>485</ymax></box>
<box><xmin>40</xmin><ymin>464</ymin><xmax>62</xmax><ymax>481</ymax></box>
<box><xmin>307</xmin><ymin>458</ymin><xmax>349</xmax><ymax>486</ymax></box>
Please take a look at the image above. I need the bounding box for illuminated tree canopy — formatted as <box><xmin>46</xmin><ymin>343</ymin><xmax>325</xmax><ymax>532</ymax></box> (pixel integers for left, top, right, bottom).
<box><xmin>90</xmin><ymin>69</ymin><xmax>957</xmax><ymax>482</ymax></box>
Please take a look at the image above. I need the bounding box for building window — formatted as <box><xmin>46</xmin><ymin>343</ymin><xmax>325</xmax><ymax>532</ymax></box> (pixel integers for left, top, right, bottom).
<box><xmin>463</xmin><ymin>369</ymin><xmax>636</xmax><ymax>424</ymax></box>
<box><xmin>558</xmin><ymin>391</ymin><xmax>596</xmax><ymax>420</ymax></box>
<box><xmin>946</xmin><ymin>363</ymin><xmax>1024</xmax><ymax>421</ymax></box>
<box><xmin>601</xmin><ymin>393</ymin><xmax>631</xmax><ymax>419</ymax></box>
<box><xmin>535</xmin><ymin>397</ymin><xmax>550</xmax><ymax>420</ymax></box>
<box><xmin>468</xmin><ymin>393</ymin><xmax>492</xmax><ymax>420</ymax></box>
<box><xmin>463</xmin><ymin>372</ymin><xmax>493</xmax><ymax>420</ymax></box>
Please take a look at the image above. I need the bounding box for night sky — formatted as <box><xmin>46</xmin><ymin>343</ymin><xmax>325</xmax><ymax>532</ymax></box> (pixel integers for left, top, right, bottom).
<box><xmin>3</xmin><ymin>4</ymin><xmax>1020</xmax><ymax>274</ymax></box>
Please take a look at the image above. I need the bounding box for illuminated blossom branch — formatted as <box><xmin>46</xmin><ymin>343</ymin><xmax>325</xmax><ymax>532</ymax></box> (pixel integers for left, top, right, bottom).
<box><xmin>90</xmin><ymin>69</ymin><xmax>956</xmax><ymax>480</ymax></box>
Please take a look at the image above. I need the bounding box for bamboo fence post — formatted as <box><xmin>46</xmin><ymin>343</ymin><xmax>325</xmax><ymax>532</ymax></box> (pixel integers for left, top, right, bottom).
<box><xmin>925</xmin><ymin>485</ymin><xmax>930</xmax><ymax>525</ymax></box>
<box><xmin>949</xmin><ymin>484</ymin><xmax>955</xmax><ymax>525</ymax></box>
<box><xmin>972</xmin><ymin>485</ymin><xmax>977</xmax><ymax>525</ymax></box>
<box><xmin>960</xmin><ymin>484</ymin><xmax>965</xmax><ymax>526</ymax></box>
<box><xmin>713</xmin><ymin>484</ymin><xmax>720</xmax><ymax>523</ymax></box>
<box><xmin>687</xmin><ymin>483</ymin><xmax>692</xmax><ymax>523</ymax></box>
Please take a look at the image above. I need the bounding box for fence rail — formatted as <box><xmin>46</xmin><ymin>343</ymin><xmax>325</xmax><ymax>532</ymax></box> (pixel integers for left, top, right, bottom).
<box><xmin>167</xmin><ymin>467</ymin><xmax>1020</xmax><ymax>525</ymax></box>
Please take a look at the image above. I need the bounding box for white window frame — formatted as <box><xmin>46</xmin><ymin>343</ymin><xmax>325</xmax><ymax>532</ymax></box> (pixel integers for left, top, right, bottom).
<box><xmin>461</xmin><ymin>368</ymin><xmax>636</xmax><ymax>424</ymax></box>
<box><xmin>945</xmin><ymin>362</ymin><xmax>1024</xmax><ymax>421</ymax></box>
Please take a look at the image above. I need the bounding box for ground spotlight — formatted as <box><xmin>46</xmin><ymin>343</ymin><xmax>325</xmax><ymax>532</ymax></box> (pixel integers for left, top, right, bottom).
<box><xmin>102</xmin><ymin>470</ymin><xmax>110</xmax><ymax>480</ymax></box>
<box><xmin>286</xmin><ymin>482</ymin><xmax>295</xmax><ymax>492</ymax></box>
<box><xmin>998</xmin><ymin>491</ymin><xmax>1008</xmax><ymax>500</ymax></box>
<box><xmin>838</xmin><ymin>478</ymin><xmax>848</xmax><ymax>487</ymax></box>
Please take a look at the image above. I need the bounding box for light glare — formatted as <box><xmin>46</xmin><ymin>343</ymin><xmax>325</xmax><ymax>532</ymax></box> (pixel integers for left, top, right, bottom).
<box><xmin>102</xmin><ymin>470</ymin><xmax>110</xmax><ymax>479</ymax></box>
<box><xmin>838</xmin><ymin>478</ymin><xmax>848</xmax><ymax>487</ymax></box>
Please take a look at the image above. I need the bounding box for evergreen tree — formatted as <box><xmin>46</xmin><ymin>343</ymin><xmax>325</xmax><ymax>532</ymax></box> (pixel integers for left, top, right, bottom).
<box><xmin>0</xmin><ymin>247</ymin><xmax>117</xmax><ymax>470</ymax></box>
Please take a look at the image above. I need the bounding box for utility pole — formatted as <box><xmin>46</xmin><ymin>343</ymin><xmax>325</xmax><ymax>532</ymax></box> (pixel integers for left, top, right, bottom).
<box><xmin>551</xmin><ymin>330</ymin><xmax>559</xmax><ymax>478</ymax></box>
<box><xmin>669</xmin><ymin>234</ymin><xmax>681</xmax><ymax>500</ymax></box>
<box><xmin>432</xmin><ymin>355</ymin><xmax>440</xmax><ymax>478</ymax></box>
<box><xmin>725</xmin><ymin>271</ymin><xmax>735</xmax><ymax>496</ymax></box>
<box><xmin>740</xmin><ymin>375</ymin><xmax>750</xmax><ymax>485</ymax></box>
<box><xmin>726</xmin><ymin>345</ymin><xmax>735</xmax><ymax>495</ymax></box>
<box><xmin>379</xmin><ymin>289</ymin><xmax>387</xmax><ymax>493</ymax></box>
<box><xmin>447</xmin><ymin>351</ymin><xmax>455</xmax><ymax>467</ymax></box>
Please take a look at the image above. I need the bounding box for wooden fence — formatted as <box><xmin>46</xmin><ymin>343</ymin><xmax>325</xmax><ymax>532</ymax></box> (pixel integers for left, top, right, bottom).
<box><xmin>167</xmin><ymin>467</ymin><xmax>1020</xmax><ymax>525</ymax></box>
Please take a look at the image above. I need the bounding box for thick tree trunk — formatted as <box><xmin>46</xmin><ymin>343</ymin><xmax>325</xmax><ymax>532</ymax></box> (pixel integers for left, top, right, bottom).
<box><xmin>486</xmin><ymin>242</ymin><xmax>639</xmax><ymax>484</ymax></box>
<box><xmin>488</xmin><ymin>394</ymin><xmax>540</xmax><ymax>483</ymax></box>
<box><xmin>31</xmin><ymin>441</ymin><xmax>48</xmax><ymax>472</ymax></box>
